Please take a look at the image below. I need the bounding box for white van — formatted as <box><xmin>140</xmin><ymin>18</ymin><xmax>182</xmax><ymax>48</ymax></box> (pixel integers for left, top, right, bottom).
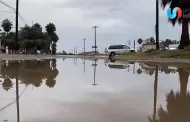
<box><xmin>105</xmin><ymin>44</ymin><xmax>134</xmax><ymax>56</ymax></box>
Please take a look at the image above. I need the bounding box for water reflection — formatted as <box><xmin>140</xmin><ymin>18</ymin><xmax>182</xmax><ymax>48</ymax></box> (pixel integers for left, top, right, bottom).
<box><xmin>137</xmin><ymin>63</ymin><xmax>177</xmax><ymax>75</ymax></box>
<box><xmin>0</xmin><ymin>59</ymin><xmax>60</xmax><ymax>122</ymax></box>
<box><xmin>154</xmin><ymin>68</ymin><xmax>190</xmax><ymax>122</ymax></box>
<box><xmin>140</xmin><ymin>62</ymin><xmax>190</xmax><ymax>122</ymax></box>
<box><xmin>106</xmin><ymin>61</ymin><xmax>190</xmax><ymax>122</ymax></box>
<box><xmin>148</xmin><ymin>66</ymin><xmax>159</xmax><ymax>122</ymax></box>
<box><xmin>0</xmin><ymin>59</ymin><xmax>59</xmax><ymax>90</ymax></box>
<box><xmin>1</xmin><ymin>59</ymin><xmax>190</xmax><ymax>122</ymax></box>
<box><xmin>92</xmin><ymin>59</ymin><xmax>98</xmax><ymax>86</ymax></box>
<box><xmin>16</xmin><ymin>68</ymin><xmax>20</xmax><ymax>122</ymax></box>
<box><xmin>104</xmin><ymin>60</ymin><xmax>136</xmax><ymax>74</ymax></box>
<box><xmin>83</xmin><ymin>58</ymin><xmax>86</xmax><ymax>73</ymax></box>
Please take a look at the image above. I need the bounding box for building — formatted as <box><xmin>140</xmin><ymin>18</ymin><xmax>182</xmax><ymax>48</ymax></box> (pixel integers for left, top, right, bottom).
<box><xmin>168</xmin><ymin>44</ymin><xmax>179</xmax><ymax>50</ymax></box>
<box><xmin>140</xmin><ymin>44</ymin><xmax>156</xmax><ymax>52</ymax></box>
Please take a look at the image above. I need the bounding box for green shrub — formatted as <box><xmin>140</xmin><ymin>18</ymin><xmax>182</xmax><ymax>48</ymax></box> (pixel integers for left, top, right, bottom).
<box><xmin>144</xmin><ymin>49</ymin><xmax>157</xmax><ymax>53</ymax></box>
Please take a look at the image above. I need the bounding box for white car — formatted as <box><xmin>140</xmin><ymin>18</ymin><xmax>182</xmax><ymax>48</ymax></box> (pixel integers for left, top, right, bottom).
<box><xmin>104</xmin><ymin>60</ymin><xmax>130</xmax><ymax>69</ymax></box>
<box><xmin>104</xmin><ymin>44</ymin><xmax>134</xmax><ymax>56</ymax></box>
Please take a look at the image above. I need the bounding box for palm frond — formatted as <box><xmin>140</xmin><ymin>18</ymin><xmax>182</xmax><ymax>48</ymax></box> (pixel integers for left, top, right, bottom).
<box><xmin>160</xmin><ymin>0</ymin><xmax>172</xmax><ymax>9</ymax></box>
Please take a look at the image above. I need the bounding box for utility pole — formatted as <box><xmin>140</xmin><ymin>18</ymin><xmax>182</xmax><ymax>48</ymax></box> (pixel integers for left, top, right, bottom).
<box><xmin>15</xmin><ymin>0</ymin><xmax>19</xmax><ymax>54</ymax></box>
<box><xmin>92</xmin><ymin>26</ymin><xmax>98</xmax><ymax>55</ymax></box>
<box><xmin>92</xmin><ymin>59</ymin><xmax>98</xmax><ymax>86</ymax></box>
<box><xmin>83</xmin><ymin>38</ymin><xmax>86</xmax><ymax>53</ymax></box>
<box><xmin>76</xmin><ymin>46</ymin><xmax>77</xmax><ymax>54</ymax></box>
<box><xmin>153</xmin><ymin>66</ymin><xmax>158</xmax><ymax>121</ymax></box>
<box><xmin>134</xmin><ymin>40</ymin><xmax>136</xmax><ymax>51</ymax></box>
<box><xmin>16</xmin><ymin>62</ymin><xmax>20</xmax><ymax>122</ymax></box>
<box><xmin>83</xmin><ymin>58</ymin><xmax>86</xmax><ymax>73</ymax></box>
<box><xmin>128</xmin><ymin>40</ymin><xmax>131</xmax><ymax>48</ymax></box>
<box><xmin>156</xmin><ymin>0</ymin><xmax>159</xmax><ymax>50</ymax></box>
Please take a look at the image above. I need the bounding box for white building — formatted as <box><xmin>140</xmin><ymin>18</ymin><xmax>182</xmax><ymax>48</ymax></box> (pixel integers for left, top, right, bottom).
<box><xmin>140</xmin><ymin>44</ymin><xmax>156</xmax><ymax>52</ymax></box>
<box><xmin>169</xmin><ymin>44</ymin><xmax>179</xmax><ymax>50</ymax></box>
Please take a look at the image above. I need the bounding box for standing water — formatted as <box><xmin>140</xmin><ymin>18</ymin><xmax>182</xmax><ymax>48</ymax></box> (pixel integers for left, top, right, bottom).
<box><xmin>0</xmin><ymin>58</ymin><xmax>189</xmax><ymax>122</ymax></box>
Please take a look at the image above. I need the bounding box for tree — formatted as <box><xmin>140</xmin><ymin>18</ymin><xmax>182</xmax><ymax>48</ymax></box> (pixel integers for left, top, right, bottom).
<box><xmin>45</xmin><ymin>23</ymin><xmax>56</xmax><ymax>55</ymax></box>
<box><xmin>160</xmin><ymin>0</ymin><xmax>190</xmax><ymax>49</ymax></box>
<box><xmin>45</xmin><ymin>23</ymin><xmax>59</xmax><ymax>55</ymax></box>
<box><xmin>62</xmin><ymin>50</ymin><xmax>67</xmax><ymax>55</ymax></box>
<box><xmin>150</xmin><ymin>37</ymin><xmax>156</xmax><ymax>44</ymax></box>
<box><xmin>137</xmin><ymin>68</ymin><xmax>142</xmax><ymax>74</ymax></box>
<box><xmin>18</xmin><ymin>25</ymin><xmax>51</xmax><ymax>54</ymax></box>
<box><xmin>138</xmin><ymin>38</ymin><xmax>143</xmax><ymax>44</ymax></box>
<box><xmin>33</xmin><ymin>23</ymin><xmax>42</xmax><ymax>32</ymax></box>
<box><xmin>164</xmin><ymin>39</ymin><xmax>173</xmax><ymax>48</ymax></box>
<box><xmin>1</xmin><ymin>19</ymin><xmax>13</xmax><ymax>37</ymax></box>
<box><xmin>45</xmin><ymin>23</ymin><xmax>56</xmax><ymax>35</ymax></box>
<box><xmin>50</xmin><ymin>32</ymin><xmax>59</xmax><ymax>55</ymax></box>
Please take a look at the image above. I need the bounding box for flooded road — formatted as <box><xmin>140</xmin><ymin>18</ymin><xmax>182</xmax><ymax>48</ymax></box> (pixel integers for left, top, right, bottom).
<box><xmin>0</xmin><ymin>58</ymin><xmax>190</xmax><ymax>122</ymax></box>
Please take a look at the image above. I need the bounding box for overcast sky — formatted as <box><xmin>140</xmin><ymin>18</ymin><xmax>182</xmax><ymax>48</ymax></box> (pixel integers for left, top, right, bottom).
<box><xmin>0</xmin><ymin>0</ymin><xmax>182</xmax><ymax>53</ymax></box>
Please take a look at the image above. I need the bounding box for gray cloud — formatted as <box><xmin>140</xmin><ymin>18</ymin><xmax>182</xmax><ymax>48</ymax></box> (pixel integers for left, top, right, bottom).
<box><xmin>0</xmin><ymin>0</ymin><xmax>182</xmax><ymax>52</ymax></box>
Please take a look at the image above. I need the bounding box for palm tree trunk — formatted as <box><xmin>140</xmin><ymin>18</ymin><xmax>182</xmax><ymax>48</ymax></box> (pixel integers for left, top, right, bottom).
<box><xmin>178</xmin><ymin>68</ymin><xmax>189</xmax><ymax>96</ymax></box>
<box><xmin>178</xmin><ymin>19</ymin><xmax>190</xmax><ymax>49</ymax></box>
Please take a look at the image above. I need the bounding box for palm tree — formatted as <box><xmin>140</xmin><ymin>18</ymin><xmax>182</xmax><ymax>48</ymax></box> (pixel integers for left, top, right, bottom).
<box><xmin>137</xmin><ymin>38</ymin><xmax>143</xmax><ymax>45</ymax></box>
<box><xmin>33</xmin><ymin>23</ymin><xmax>42</xmax><ymax>32</ymax></box>
<box><xmin>1</xmin><ymin>19</ymin><xmax>13</xmax><ymax>37</ymax></box>
<box><xmin>178</xmin><ymin>68</ymin><xmax>189</xmax><ymax>95</ymax></box>
<box><xmin>45</xmin><ymin>23</ymin><xmax>56</xmax><ymax>54</ymax></box>
<box><xmin>45</xmin><ymin>23</ymin><xmax>56</xmax><ymax>36</ymax></box>
<box><xmin>160</xmin><ymin>0</ymin><xmax>190</xmax><ymax>49</ymax></box>
<box><xmin>50</xmin><ymin>32</ymin><xmax>59</xmax><ymax>55</ymax></box>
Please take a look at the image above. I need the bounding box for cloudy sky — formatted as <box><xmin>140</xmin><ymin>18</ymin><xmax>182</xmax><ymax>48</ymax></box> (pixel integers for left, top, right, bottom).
<box><xmin>0</xmin><ymin>0</ymin><xmax>182</xmax><ymax>53</ymax></box>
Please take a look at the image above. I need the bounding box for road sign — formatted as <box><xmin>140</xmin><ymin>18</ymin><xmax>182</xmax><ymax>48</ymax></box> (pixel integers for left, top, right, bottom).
<box><xmin>92</xmin><ymin>64</ymin><xmax>97</xmax><ymax>66</ymax></box>
<box><xmin>92</xmin><ymin>46</ymin><xmax>97</xmax><ymax>48</ymax></box>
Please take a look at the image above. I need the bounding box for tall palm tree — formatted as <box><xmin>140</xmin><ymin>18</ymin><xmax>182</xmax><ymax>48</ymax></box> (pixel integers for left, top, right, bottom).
<box><xmin>45</xmin><ymin>23</ymin><xmax>56</xmax><ymax>54</ymax></box>
<box><xmin>160</xmin><ymin>0</ymin><xmax>190</xmax><ymax>49</ymax></box>
<box><xmin>1</xmin><ymin>19</ymin><xmax>13</xmax><ymax>37</ymax></box>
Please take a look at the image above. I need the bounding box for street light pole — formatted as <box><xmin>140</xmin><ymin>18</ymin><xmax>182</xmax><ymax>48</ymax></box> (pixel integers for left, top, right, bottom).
<box><xmin>83</xmin><ymin>38</ymin><xmax>86</xmax><ymax>53</ymax></box>
<box><xmin>156</xmin><ymin>0</ymin><xmax>159</xmax><ymax>50</ymax></box>
<box><xmin>15</xmin><ymin>0</ymin><xmax>19</xmax><ymax>54</ymax></box>
<box><xmin>92</xmin><ymin>26</ymin><xmax>98</xmax><ymax>55</ymax></box>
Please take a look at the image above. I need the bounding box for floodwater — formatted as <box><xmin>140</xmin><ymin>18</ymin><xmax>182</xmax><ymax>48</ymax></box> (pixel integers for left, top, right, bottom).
<box><xmin>0</xmin><ymin>58</ymin><xmax>190</xmax><ymax>122</ymax></box>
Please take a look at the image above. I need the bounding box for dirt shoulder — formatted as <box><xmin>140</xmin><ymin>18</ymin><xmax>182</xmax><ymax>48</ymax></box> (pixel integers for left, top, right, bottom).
<box><xmin>0</xmin><ymin>54</ymin><xmax>64</xmax><ymax>60</ymax></box>
<box><xmin>114</xmin><ymin>50</ymin><xmax>190</xmax><ymax>63</ymax></box>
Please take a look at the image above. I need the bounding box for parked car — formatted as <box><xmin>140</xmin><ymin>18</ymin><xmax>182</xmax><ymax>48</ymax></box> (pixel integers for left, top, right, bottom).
<box><xmin>104</xmin><ymin>60</ymin><xmax>130</xmax><ymax>69</ymax></box>
<box><xmin>105</xmin><ymin>44</ymin><xmax>135</xmax><ymax>56</ymax></box>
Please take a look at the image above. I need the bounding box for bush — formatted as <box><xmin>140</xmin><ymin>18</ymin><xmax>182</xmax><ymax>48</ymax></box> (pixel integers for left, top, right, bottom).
<box><xmin>68</xmin><ymin>53</ymin><xmax>74</xmax><ymax>55</ymax></box>
<box><xmin>184</xmin><ymin>46</ymin><xmax>190</xmax><ymax>51</ymax></box>
<box><xmin>144</xmin><ymin>49</ymin><xmax>157</xmax><ymax>53</ymax></box>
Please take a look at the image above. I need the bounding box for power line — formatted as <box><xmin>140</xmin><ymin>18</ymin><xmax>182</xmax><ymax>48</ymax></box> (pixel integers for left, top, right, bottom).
<box><xmin>109</xmin><ymin>0</ymin><xmax>127</xmax><ymax>12</ymax></box>
<box><xmin>0</xmin><ymin>0</ymin><xmax>15</xmax><ymax>11</ymax></box>
<box><xmin>0</xmin><ymin>0</ymin><xmax>29</xmax><ymax>26</ymax></box>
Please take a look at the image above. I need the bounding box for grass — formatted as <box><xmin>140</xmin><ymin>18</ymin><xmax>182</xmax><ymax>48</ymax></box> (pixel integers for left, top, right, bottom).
<box><xmin>117</xmin><ymin>49</ymin><xmax>190</xmax><ymax>60</ymax></box>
